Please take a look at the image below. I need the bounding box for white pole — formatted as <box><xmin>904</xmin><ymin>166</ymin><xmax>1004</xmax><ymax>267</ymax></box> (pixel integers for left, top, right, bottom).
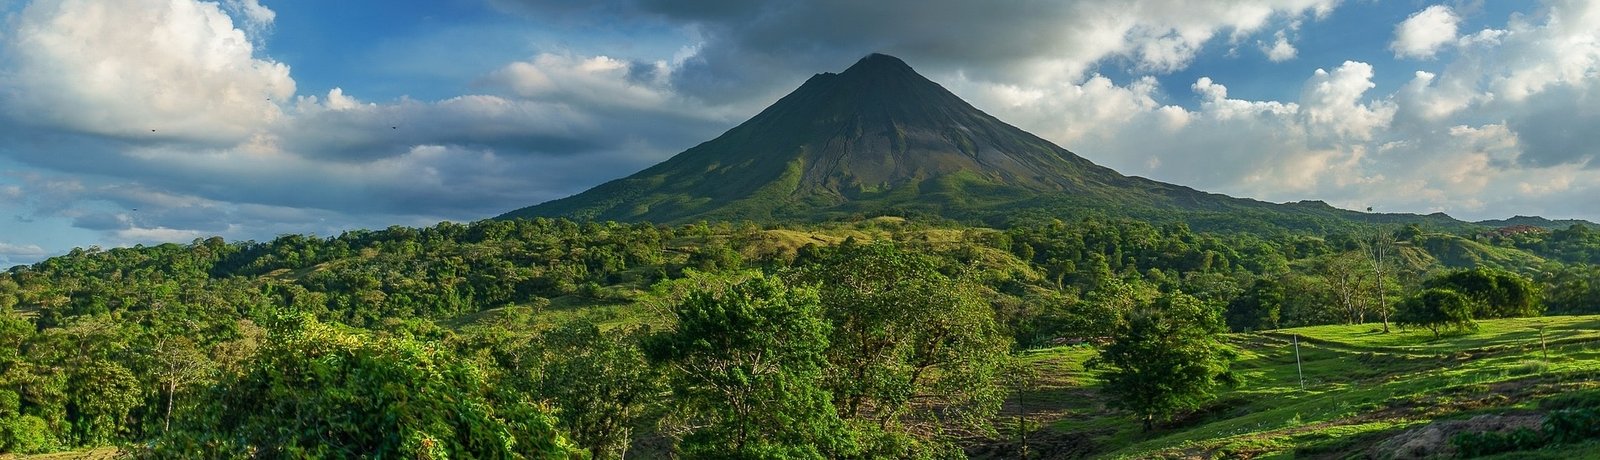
<box><xmin>1294</xmin><ymin>334</ymin><xmax>1305</xmax><ymax>390</ymax></box>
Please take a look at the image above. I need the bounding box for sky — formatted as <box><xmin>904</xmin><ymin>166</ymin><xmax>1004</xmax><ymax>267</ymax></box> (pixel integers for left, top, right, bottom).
<box><xmin>1</xmin><ymin>0</ymin><xmax>1598</xmax><ymax>266</ymax></box>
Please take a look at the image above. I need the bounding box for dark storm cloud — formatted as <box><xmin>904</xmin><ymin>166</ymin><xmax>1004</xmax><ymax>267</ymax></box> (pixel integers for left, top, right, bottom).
<box><xmin>491</xmin><ymin>0</ymin><xmax>1335</xmax><ymax>107</ymax></box>
<box><xmin>71</xmin><ymin>212</ymin><xmax>130</xmax><ymax>231</ymax></box>
<box><xmin>1505</xmin><ymin>86</ymin><xmax>1600</xmax><ymax>169</ymax></box>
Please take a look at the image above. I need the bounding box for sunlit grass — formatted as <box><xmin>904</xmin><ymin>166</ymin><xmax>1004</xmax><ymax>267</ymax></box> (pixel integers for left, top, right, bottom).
<box><xmin>1012</xmin><ymin>314</ymin><xmax>1600</xmax><ymax>459</ymax></box>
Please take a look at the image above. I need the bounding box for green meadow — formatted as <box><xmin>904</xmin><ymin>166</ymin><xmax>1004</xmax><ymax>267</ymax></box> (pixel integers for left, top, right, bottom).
<box><xmin>990</xmin><ymin>315</ymin><xmax>1600</xmax><ymax>459</ymax></box>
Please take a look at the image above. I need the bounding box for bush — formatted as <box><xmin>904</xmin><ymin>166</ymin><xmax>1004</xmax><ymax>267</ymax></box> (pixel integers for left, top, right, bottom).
<box><xmin>1451</xmin><ymin>428</ymin><xmax>1545</xmax><ymax>458</ymax></box>
<box><xmin>1</xmin><ymin>415</ymin><xmax>57</xmax><ymax>454</ymax></box>
<box><xmin>1543</xmin><ymin>408</ymin><xmax>1600</xmax><ymax>444</ymax></box>
<box><xmin>1450</xmin><ymin>408</ymin><xmax>1600</xmax><ymax>458</ymax></box>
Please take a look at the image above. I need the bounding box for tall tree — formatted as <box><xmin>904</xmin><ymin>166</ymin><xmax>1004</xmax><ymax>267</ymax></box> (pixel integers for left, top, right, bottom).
<box><xmin>1090</xmin><ymin>292</ymin><xmax>1235</xmax><ymax>431</ymax></box>
<box><xmin>1368</xmin><ymin>228</ymin><xmax>1397</xmax><ymax>332</ymax></box>
<box><xmin>1225</xmin><ymin>278</ymin><xmax>1284</xmax><ymax>332</ymax></box>
<box><xmin>1320</xmin><ymin>251</ymin><xmax>1374</xmax><ymax>325</ymax></box>
<box><xmin>1395</xmin><ymin>288</ymin><xmax>1477</xmax><ymax>337</ymax></box>
<box><xmin>1425</xmin><ymin>268</ymin><xmax>1541</xmax><ymax>318</ymax></box>
<box><xmin>789</xmin><ymin>241</ymin><xmax>1010</xmax><ymax>448</ymax></box>
<box><xmin>535</xmin><ymin>320</ymin><xmax>661</xmax><ymax>459</ymax></box>
<box><xmin>645</xmin><ymin>273</ymin><xmax>851</xmax><ymax>459</ymax></box>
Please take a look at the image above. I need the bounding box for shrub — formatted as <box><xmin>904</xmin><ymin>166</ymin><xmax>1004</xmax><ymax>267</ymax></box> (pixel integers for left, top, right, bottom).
<box><xmin>1543</xmin><ymin>408</ymin><xmax>1600</xmax><ymax>444</ymax></box>
<box><xmin>1449</xmin><ymin>408</ymin><xmax>1600</xmax><ymax>458</ymax></box>
<box><xmin>1451</xmin><ymin>428</ymin><xmax>1544</xmax><ymax>458</ymax></box>
<box><xmin>0</xmin><ymin>415</ymin><xmax>57</xmax><ymax>454</ymax></box>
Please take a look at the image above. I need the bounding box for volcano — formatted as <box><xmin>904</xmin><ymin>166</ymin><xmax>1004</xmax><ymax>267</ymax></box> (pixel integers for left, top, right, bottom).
<box><xmin>498</xmin><ymin>54</ymin><xmax>1466</xmax><ymax>230</ymax></box>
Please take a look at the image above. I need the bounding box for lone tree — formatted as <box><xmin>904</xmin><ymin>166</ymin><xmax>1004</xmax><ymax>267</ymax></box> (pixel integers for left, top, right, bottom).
<box><xmin>1395</xmin><ymin>288</ymin><xmax>1477</xmax><ymax>337</ymax></box>
<box><xmin>1091</xmin><ymin>292</ymin><xmax>1235</xmax><ymax>431</ymax></box>
<box><xmin>1425</xmin><ymin>268</ymin><xmax>1540</xmax><ymax>319</ymax></box>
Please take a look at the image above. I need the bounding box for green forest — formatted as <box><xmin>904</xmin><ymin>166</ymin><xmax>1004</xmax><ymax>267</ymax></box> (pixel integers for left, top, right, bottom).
<box><xmin>2</xmin><ymin>216</ymin><xmax>1598</xmax><ymax>458</ymax></box>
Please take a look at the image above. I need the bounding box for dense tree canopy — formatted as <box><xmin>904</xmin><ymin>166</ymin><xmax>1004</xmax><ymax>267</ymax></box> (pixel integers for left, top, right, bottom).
<box><xmin>0</xmin><ymin>215</ymin><xmax>1589</xmax><ymax>457</ymax></box>
<box><xmin>152</xmin><ymin>315</ymin><xmax>582</xmax><ymax>459</ymax></box>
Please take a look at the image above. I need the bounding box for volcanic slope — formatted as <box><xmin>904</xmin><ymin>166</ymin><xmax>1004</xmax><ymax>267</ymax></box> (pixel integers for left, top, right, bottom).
<box><xmin>500</xmin><ymin>54</ymin><xmax>1464</xmax><ymax>231</ymax></box>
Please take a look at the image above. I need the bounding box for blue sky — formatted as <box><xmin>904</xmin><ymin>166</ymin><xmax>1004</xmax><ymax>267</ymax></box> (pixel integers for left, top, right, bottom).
<box><xmin>2</xmin><ymin>0</ymin><xmax>1598</xmax><ymax>266</ymax></box>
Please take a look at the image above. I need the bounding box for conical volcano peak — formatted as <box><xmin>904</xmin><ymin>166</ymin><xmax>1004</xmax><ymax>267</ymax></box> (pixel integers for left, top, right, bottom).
<box><xmin>782</xmin><ymin>52</ymin><xmax>973</xmax><ymax>127</ymax></box>
<box><xmin>842</xmin><ymin>53</ymin><xmax>916</xmax><ymax>75</ymax></box>
<box><xmin>499</xmin><ymin>53</ymin><xmax>1170</xmax><ymax>224</ymax></box>
<box><xmin>834</xmin><ymin>53</ymin><xmax>933</xmax><ymax>90</ymax></box>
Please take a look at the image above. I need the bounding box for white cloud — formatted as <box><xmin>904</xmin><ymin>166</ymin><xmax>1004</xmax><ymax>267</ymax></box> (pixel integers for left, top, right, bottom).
<box><xmin>221</xmin><ymin>0</ymin><xmax>275</xmax><ymax>41</ymax></box>
<box><xmin>1478</xmin><ymin>0</ymin><xmax>1600</xmax><ymax>102</ymax></box>
<box><xmin>624</xmin><ymin>0</ymin><xmax>1341</xmax><ymax>102</ymax></box>
<box><xmin>1298</xmin><ymin>61</ymin><xmax>1395</xmax><ymax>144</ymax></box>
<box><xmin>1391</xmin><ymin>5</ymin><xmax>1461</xmax><ymax>59</ymax></box>
<box><xmin>0</xmin><ymin>242</ymin><xmax>46</xmax><ymax>267</ymax></box>
<box><xmin>6</xmin><ymin>0</ymin><xmax>294</xmax><ymax>143</ymax></box>
<box><xmin>483</xmin><ymin>53</ymin><xmax>678</xmax><ymax>110</ymax></box>
<box><xmin>964</xmin><ymin>30</ymin><xmax>1600</xmax><ymax>223</ymax></box>
<box><xmin>0</xmin><ymin>0</ymin><xmax>733</xmax><ymax>252</ymax></box>
<box><xmin>1261</xmin><ymin>29</ymin><xmax>1298</xmax><ymax>62</ymax></box>
<box><xmin>0</xmin><ymin>242</ymin><xmax>44</xmax><ymax>257</ymax></box>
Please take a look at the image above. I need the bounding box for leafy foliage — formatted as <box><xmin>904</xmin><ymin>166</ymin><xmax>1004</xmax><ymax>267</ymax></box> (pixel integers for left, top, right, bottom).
<box><xmin>1539</xmin><ymin>263</ymin><xmax>1600</xmax><ymax>314</ymax></box>
<box><xmin>0</xmin><ymin>213</ymin><xmax>1589</xmax><ymax>457</ymax></box>
<box><xmin>644</xmin><ymin>273</ymin><xmax>851</xmax><ymax>458</ymax></box>
<box><xmin>1449</xmin><ymin>408</ymin><xmax>1600</xmax><ymax>458</ymax></box>
<box><xmin>789</xmin><ymin>240</ymin><xmax>1010</xmax><ymax>445</ymax></box>
<box><xmin>1425</xmin><ymin>267</ymin><xmax>1541</xmax><ymax>318</ymax></box>
<box><xmin>1395</xmin><ymin>288</ymin><xmax>1477</xmax><ymax>337</ymax></box>
<box><xmin>151</xmin><ymin>315</ymin><xmax>582</xmax><ymax>459</ymax></box>
<box><xmin>1090</xmin><ymin>292</ymin><xmax>1235</xmax><ymax>431</ymax></box>
<box><xmin>533</xmin><ymin>321</ymin><xmax>660</xmax><ymax>459</ymax></box>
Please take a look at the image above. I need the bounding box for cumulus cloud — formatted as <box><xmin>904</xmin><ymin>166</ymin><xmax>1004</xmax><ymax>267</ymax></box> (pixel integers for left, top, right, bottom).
<box><xmin>944</xmin><ymin>0</ymin><xmax>1598</xmax><ymax>221</ymax></box>
<box><xmin>0</xmin><ymin>0</ymin><xmax>729</xmax><ymax>246</ymax></box>
<box><xmin>1391</xmin><ymin>5</ymin><xmax>1461</xmax><ymax>59</ymax></box>
<box><xmin>481</xmin><ymin>53</ymin><xmax>678</xmax><ymax>110</ymax></box>
<box><xmin>0</xmin><ymin>242</ymin><xmax>47</xmax><ymax>266</ymax></box>
<box><xmin>533</xmin><ymin>0</ymin><xmax>1342</xmax><ymax>102</ymax></box>
<box><xmin>5</xmin><ymin>0</ymin><xmax>294</xmax><ymax>143</ymax></box>
<box><xmin>925</xmin><ymin>0</ymin><xmax>1600</xmax><ymax>222</ymax></box>
<box><xmin>220</xmin><ymin>0</ymin><xmax>275</xmax><ymax>41</ymax></box>
<box><xmin>1298</xmin><ymin>61</ymin><xmax>1395</xmax><ymax>144</ymax></box>
<box><xmin>1261</xmin><ymin>30</ymin><xmax>1298</xmax><ymax>62</ymax></box>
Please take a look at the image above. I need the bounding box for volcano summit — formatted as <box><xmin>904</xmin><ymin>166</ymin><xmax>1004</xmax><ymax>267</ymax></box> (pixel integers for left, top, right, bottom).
<box><xmin>500</xmin><ymin>54</ymin><xmax>1443</xmax><ymax>229</ymax></box>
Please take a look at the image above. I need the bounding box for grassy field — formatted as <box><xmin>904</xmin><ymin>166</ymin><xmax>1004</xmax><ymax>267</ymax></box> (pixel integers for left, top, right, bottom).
<box><xmin>982</xmin><ymin>314</ymin><xmax>1600</xmax><ymax>459</ymax></box>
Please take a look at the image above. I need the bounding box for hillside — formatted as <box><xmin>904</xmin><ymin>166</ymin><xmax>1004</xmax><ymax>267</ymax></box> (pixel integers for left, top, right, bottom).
<box><xmin>1476</xmin><ymin>216</ymin><xmax>1600</xmax><ymax>230</ymax></box>
<box><xmin>982</xmin><ymin>315</ymin><xmax>1600</xmax><ymax>459</ymax></box>
<box><xmin>498</xmin><ymin>54</ymin><xmax>1485</xmax><ymax>234</ymax></box>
